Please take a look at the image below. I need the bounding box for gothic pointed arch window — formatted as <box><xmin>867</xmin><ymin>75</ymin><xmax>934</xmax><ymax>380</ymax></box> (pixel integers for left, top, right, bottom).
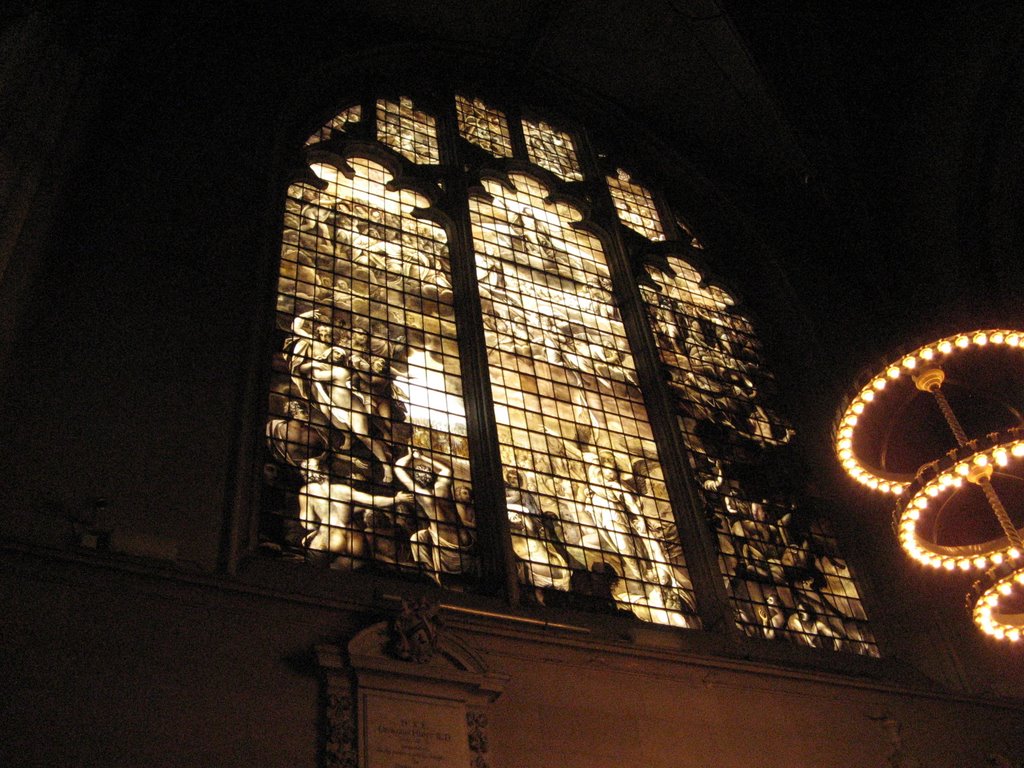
<box><xmin>260</xmin><ymin>91</ymin><xmax>878</xmax><ymax>656</ymax></box>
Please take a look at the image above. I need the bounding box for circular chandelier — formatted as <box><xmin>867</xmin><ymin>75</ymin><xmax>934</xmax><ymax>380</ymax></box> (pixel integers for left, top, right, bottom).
<box><xmin>834</xmin><ymin>329</ymin><xmax>1024</xmax><ymax>642</ymax></box>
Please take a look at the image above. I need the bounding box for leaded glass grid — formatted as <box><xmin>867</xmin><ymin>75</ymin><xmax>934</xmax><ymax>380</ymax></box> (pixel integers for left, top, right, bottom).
<box><xmin>264</xmin><ymin>156</ymin><xmax>476</xmax><ymax>584</ymax></box>
<box><xmin>376</xmin><ymin>97</ymin><xmax>440</xmax><ymax>164</ymax></box>
<box><xmin>261</xmin><ymin>91</ymin><xmax>880</xmax><ymax>655</ymax></box>
<box><xmin>639</xmin><ymin>254</ymin><xmax>879</xmax><ymax>655</ymax></box>
<box><xmin>521</xmin><ymin>118</ymin><xmax>584</xmax><ymax>182</ymax></box>
<box><xmin>455</xmin><ymin>95</ymin><xmax>512</xmax><ymax>157</ymax></box>
<box><xmin>469</xmin><ymin>172</ymin><xmax>698</xmax><ymax>627</ymax></box>
<box><xmin>305</xmin><ymin>105</ymin><xmax>362</xmax><ymax>146</ymax></box>
<box><xmin>607</xmin><ymin>169</ymin><xmax>666</xmax><ymax>241</ymax></box>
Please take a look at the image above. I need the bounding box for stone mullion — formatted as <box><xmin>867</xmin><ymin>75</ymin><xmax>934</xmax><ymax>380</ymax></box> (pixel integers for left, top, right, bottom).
<box><xmin>575</xmin><ymin>136</ymin><xmax>738</xmax><ymax>638</ymax></box>
<box><xmin>434</xmin><ymin>93</ymin><xmax>521</xmax><ymax>604</ymax></box>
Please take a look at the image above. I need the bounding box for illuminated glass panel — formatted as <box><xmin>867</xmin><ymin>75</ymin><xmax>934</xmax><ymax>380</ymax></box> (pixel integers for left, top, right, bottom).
<box><xmin>305</xmin><ymin>105</ymin><xmax>362</xmax><ymax>146</ymax></box>
<box><xmin>607</xmin><ymin>169</ymin><xmax>665</xmax><ymax>241</ymax></box>
<box><xmin>376</xmin><ymin>97</ymin><xmax>440</xmax><ymax>165</ymax></box>
<box><xmin>469</xmin><ymin>172</ymin><xmax>697</xmax><ymax>627</ymax></box>
<box><xmin>639</xmin><ymin>255</ymin><xmax>878</xmax><ymax>654</ymax></box>
<box><xmin>264</xmin><ymin>156</ymin><xmax>475</xmax><ymax>584</ymax></box>
<box><xmin>521</xmin><ymin>118</ymin><xmax>583</xmax><ymax>182</ymax></box>
<box><xmin>455</xmin><ymin>95</ymin><xmax>512</xmax><ymax>157</ymax></box>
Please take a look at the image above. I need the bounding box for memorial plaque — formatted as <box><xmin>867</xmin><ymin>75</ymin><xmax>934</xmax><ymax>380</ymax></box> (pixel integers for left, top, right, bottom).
<box><xmin>361</xmin><ymin>689</ymin><xmax>471</xmax><ymax>768</ymax></box>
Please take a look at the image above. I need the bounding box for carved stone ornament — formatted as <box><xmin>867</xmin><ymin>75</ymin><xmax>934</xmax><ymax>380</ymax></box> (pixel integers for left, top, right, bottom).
<box><xmin>388</xmin><ymin>597</ymin><xmax>443</xmax><ymax>664</ymax></box>
<box><xmin>316</xmin><ymin>604</ymin><xmax>506</xmax><ymax>768</ymax></box>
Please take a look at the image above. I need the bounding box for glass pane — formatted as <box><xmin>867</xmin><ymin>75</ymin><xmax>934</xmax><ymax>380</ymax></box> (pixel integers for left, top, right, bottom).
<box><xmin>521</xmin><ymin>118</ymin><xmax>583</xmax><ymax>182</ymax></box>
<box><xmin>305</xmin><ymin>105</ymin><xmax>362</xmax><ymax>146</ymax></box>
<box><xmin>455</xmin><ymin>95</ymin><xmax>512</xmax><ymax>157</ymax></box>
<box><xmin>264</xmin><ymin>156</ymin><xmax>476</xmax><ymax>585</ymax></box>
<box><xmin>607</xmin><ymin>169</ymin><xmax>665</xmax><ymax>240</ymax></box>
<box><xmin>470</xmin><ymin>171</ymin><xmax>698</xmax><ymax>627</ymax></box>
<box><xmin>376</xmin><ymin>97</ymin><xmax>440</xmax><ymax>164</ymax></box>
<box><xmin>640</xmin><ymin>255</ymin><xmax>879</xmax><ymax>655</ymax></box>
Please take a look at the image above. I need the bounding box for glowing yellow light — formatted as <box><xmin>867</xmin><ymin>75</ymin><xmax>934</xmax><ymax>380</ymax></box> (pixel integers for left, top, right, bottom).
<box><xmin>955</xmin><ymin>335</ymin><xmax>970</xmax><ymax>348</ymax></box>
<box><xmin>852</xmin><ymin>401</ymin><xmax>865</xmax><ymax>415</ymax></box>
<box><xmin>1013</xmin><ymin>444</ymin><xmax>1024</xmax><ymax>457</ymax></box>
<box><xmin>992</xmin><ymin>332</ymin><xmax>1005</xmax><ymax>345</ymax></box>
<box><xmin>873</xmin><ymin>378</ymin><xmax>886</xmax><ymax>390</ymax></box>
<box><xmin>956</xmin><ymin>463</ymin><xmax>970</xmax><ymax>476</ymax></box>
<box><xmin>887</xmin><ymin>366</ymin><xmax>901</xmax><ymax>379</ymax></box>
<box><xmin>974</xmin><ymin>556</ymin><xmax>988</xmax><ymax>569</ymax></box>
<box><xmin>920</xmin><ymin>347</ymin><xmax>935</xmax><ymax>360</ymax></box>
<box><xmin>998</xmin><ymin>581</ymin><xmax>1013</xmax><ymax>596</ymax></box>
<box><xmin>862</xmin><ymin>390</ymin><xmax>875</xmax><ymax>402</ymax></box>
<box><xmin>995</xmin><ymin>450</ymin><xmax>1009</xmax><ymax>466</ymax></box>
<box><xmin>974</xmin><ymin>454</ymin><xmax>989</xmax><ymax>466</ymax></box>
<box><xmin>902</xmin><ymin>356</ymin><xmax>917</xmax><ymax>369</ymax></box>
<box><xmin>959</xmin><ymin>559</ymin><xmax>972</xmax><ymax>571</ymax></box>
<box><xmin>992</xmin><ymin>552</ymin><xmax>1004</xmax><ymax>565</ymax></box>
<box><xmin>1007</xmin><ymin>333</ymin><xmax>1021</xmax><ymax>347</ymax></box>
<box><xmin>938</xmin><ymin>340</ymin><xmax>953</xmax><ymax>354</ymax></box>
<box><xmin>973</xmin><ymin>332</ymin><xmax>988</xmax><ymax>346</ymax></box>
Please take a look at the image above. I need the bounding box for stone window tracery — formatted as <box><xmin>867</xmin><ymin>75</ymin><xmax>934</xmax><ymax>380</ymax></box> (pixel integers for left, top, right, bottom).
<box><xmin>260</xmin><ymin>93</ymin><xmax>878</xmax><ymax>654</ymax></box>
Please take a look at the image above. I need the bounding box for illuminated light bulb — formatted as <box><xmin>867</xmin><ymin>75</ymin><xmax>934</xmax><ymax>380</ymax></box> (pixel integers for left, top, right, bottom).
<box><xmin>1013</xmin><ymin>444</ymin><xmax>1024</xmax><ymax>457</ymax></box>
<box><xmin>893</xmin><ymin>484</ymin><xmax>905</xmax><ymax>496</ymax></box>
<box><xmin>867</xmin><ymin>478</ymin><xmax>879</xmax><ymax>490</ymax></box>
<box><xmin>986</xmin><ymin>593</ymin><xmax>1000</xmax><ymax>607</ymax></box>
<box><xmin>839</xmin><ymin>426</ymin><xmax>854</xmax><ymax>439</ymax></box>
<box><xmin>1007</xmin><ymin>333</ymin><xmax>1021</xmax><ymax>347</ymax></box>
<box><xmin>1008</xmin><ymin>629</ymin><xmax>1021</xmax><ymax>642</ymax></box>
<box><xmin>992</xmin><ymin>332</ymin><xmax>1005</xmax><ymax>345</ymax></box>
<box><xmin>959</xmin><ymin>559</ymin><xmax>973</xmax><ymax>571</ymax></box>
<box><xmin>839</xmin><ymin>449</ymin><xmax>853</xmax><ymax>461</ymax></box>
<box><xmin>974</xmin><ymin>454</ymin><xmax>989</xmax><ymax>466</ymax></box>
<box><xmin>908</xmin><ymin>508</ymin><xmax>920</xmax><ymax>521</ymax></box>
<box><xmin>938</xmin><ymin>340</ymin><xmax>954</xmax><ymax>354</ymax></box>
<box><xmin>872</xmin><ymin>378</ymin><xmax>886</xmax><ymax>390</ymax></box>
<box><xmin>955</xmin><ymin>335</ymin><xmax>970</xmax><ymax>348</ymax></box>
<box><xmin>974</xmin><ymin>332</ymin><xmax>989</xmax><ymax>346</ymax></box>
<box><xmin>942</xmin><ymin>559</ymin><xmax>956</xmax><ymax>571</ymax></box>
<box><xmin>921</xmin><ymin>347</ymin><xmax>935</xmax><ymax>360</ymax></box>
<box><xmin>992</xmin><ymin>552</ymin><xmax>1004</xmax><ymax>565</ymax></box>
<box><xmin>879</xmin><ymin>481</ymin><xmax>891</xmax><ymax>494</ymax></box>
<box><xmin>952</xmin><ymin>477</ymin><xmax>964</xmax><ymax>487</ymax></box>
<box><xmin>862</xmin><ymin>390</ymin><xmax>875</xmax><ymax>402</ymax></box>
<box><xmin>956</xmin><ymin>463</ymin><xmax>970</xmax><ymax>476</ymax></box>
<box><xmin>838</xmin><ymin>436</ymin><xmax>852</xmax><ymax>449</ymax></box>
<box><xmin>994</xmin><ymin>628</ymin><xmax>1006</xmax><ymax>640</ymax></box>
<box><xmin>974</xmin><ymin>556</ymin><xmax>988</xmax><ymax>569</ymax></box>
<box><xmin>902</xmin><ymin>356</ymin><xmax>917</xmax><ymax>369</ymax></box>
<box><xmin>1009</xmin><ymin>548</ymin><xmax>1021</xmax><ymax>559</ymax></box>
<box><xmin>844</xmin><ymin>414</ymin><xmax>858</xmax><ymax>427</ymax></box>
<box><xmin>926</xmin><ymin>485</ymin><xmax>940</xmax><ymax>497</ymax></box>
<box><xmin>995</xmin><ymin>450</ymin><xmax>1009</xmax><ymax>467</ymax></box>
<box><xmin>887</xmin><ymin>366</ymin><xmax>901</xmax><ymax>379</ymax></box>
<box><xmin>1016</xmin><ymin>572</ymin><xmax>1024</xmax><ymax>584</ymax></box>
<box><xmin>939</xmin><ymin>473</ymin><xmax>953</xmax><ymax>486</ymax></box>
<box><xmin>852</xmin><ymin>402</ymin><xmax>865</xmax><ymax>415</ymax></box>
<box><xmin>998</xmin><ymin>581</ymin><xmax>1013</xmax><ymax>596</ymax></box>
<box><xmin>913</xmin><ymin>496</ymin><xmax>929</xmax><ymax>509</ymax></box>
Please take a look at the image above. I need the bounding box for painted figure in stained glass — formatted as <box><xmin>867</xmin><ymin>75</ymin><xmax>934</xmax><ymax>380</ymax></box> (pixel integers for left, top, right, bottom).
<box><xmin>468</xmin><ymin>171</ymin><xmax>698</xmax><ymax>626</ymax></box>
<box><xmin>264</xmin><ymin>157</ymin><xmax>475</xmax><ymax>581</ymax></box>
<box><xmin>640</xmin><ymin>252</ymin><xmax>877</xmax><ymax>653</ymax></box>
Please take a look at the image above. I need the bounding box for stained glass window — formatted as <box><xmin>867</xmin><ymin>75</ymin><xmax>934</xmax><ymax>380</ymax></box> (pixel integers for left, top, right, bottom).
<box><xmin>265</xmin><ymin>156</ymin><xmax>475</xmax><ymax>583</ymax></box>
<box><xmin>305</xmin><ymin>105</ymin><xmax>362</xmax><ymax>146</ymax></box>
<box><xmin>639</xmin><ymin>254</ymin><xmax>879</xmax><ymax>655</ymax></box>
<box><xmin>455</xmin><ymin>95</ymin><xmax>512</xmax><ymax>157</ymax></box>
<box><xmin>376</xmin><ymin>97</ymin><xmax>440</xmax><ymax>164</ymax></box>
<box><xmin>469</xmin><ymin>172</ymin><xmax>697</xmax><ymax>627</ymax></box>
<box><xmin>261</xmin><ymin>91</ymin><xmax>879</xmax><ymax>654</ymax></box>
<box><xmin>607</xmin><ymin>169</ymin><xmax>666</xmax><ymax>241</ymax></box>
<box><xmin>522</xmin><ymin>118</ymin><xmax>583</xmax><ymax>181</ymax></box>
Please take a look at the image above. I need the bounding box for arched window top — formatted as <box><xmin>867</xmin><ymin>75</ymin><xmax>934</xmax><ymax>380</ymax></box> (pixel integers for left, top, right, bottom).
<box><xmin>264</xmin><ymin>90</ymin><xmax>879</xmax><ymax>656</ymax></box>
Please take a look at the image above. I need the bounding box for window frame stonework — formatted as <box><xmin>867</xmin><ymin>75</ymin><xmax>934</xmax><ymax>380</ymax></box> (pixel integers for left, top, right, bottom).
<box><xmin>252</xmin><ymin>87</ymin><xmax>879</xmax><ymax>659</ymax></box>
